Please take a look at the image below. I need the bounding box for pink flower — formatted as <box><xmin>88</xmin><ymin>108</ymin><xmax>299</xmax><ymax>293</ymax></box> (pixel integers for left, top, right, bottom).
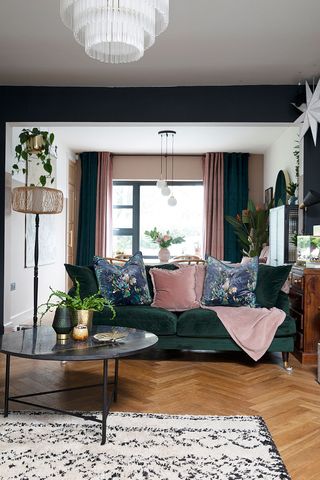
<box><xmin>163</xmin><ymin>235</ymin><xmax>171</xmax><ymax>242</ymax></box>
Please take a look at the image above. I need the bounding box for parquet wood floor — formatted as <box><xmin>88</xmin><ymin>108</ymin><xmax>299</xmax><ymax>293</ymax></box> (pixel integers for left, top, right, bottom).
<box><xmin>0</xmin><ymin>349</ymin><xmax>319</xmax><ymax>480</ymax></box>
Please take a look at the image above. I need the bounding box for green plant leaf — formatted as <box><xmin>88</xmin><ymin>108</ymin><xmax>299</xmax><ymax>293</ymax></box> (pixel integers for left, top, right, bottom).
<box><xmin>39</xmin><ymin>175</ymin><xmax>46</xmax><ymax>186</ymax></box>
<box><xmin>43</xmin><ymin>162</ymin><xmax>52</xmax><ymax>174</ymax></box>
<box><xmin>21</xmin><ymin>150</ymin><xmax>28</xmax><ymax>161</ymax></box>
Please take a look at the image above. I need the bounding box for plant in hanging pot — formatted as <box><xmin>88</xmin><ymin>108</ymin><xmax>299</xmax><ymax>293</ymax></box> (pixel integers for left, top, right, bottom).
<box><xmin>39</xmin><ymin>280</ymin><xmax>116</xmax><ymax>336</ymax></box>
<box><xmin>12</xmin><ymin>128</ymin><xmax>57</xmax><ymax>186</ymax></box>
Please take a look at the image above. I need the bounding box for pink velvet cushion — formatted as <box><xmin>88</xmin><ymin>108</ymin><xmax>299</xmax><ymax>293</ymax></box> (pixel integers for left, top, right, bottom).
<box><xmin>177</xmin><ymin>263</ymin><xmax>206</xmax><ymax>302</ymax></box>
<box><xmin>150</xmin><ymin>266</ymin><xmax>198</xmax><ymax>311</ymax></box>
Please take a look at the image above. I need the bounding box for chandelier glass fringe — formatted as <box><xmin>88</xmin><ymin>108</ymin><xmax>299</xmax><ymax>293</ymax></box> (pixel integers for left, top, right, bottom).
<box><xmin>60</xmin><ymin>0</ymin><xmax>169</xmax><ymax>64</ymax></box>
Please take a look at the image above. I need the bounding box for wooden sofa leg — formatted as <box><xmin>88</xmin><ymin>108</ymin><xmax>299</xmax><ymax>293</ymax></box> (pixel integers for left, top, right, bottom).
<box><xmin>282</xmin><ymin>352</ymin><xmax>293</xmax><ymax>372</ymax></box>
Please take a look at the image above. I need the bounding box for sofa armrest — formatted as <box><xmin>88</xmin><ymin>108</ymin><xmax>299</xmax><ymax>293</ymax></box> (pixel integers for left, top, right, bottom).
<box><xmin>274</xmin><ymin>291</ymin><xmax>290</xmax><ymax>315</ymax></box>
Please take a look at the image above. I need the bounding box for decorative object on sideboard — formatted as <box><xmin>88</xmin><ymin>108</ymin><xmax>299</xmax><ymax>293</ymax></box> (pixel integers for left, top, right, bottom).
<box><xmin>157</xmin><ymin>130</ymin><xmax>177</xmax><ymax>205</ymax></box>
<box><xmin>264</xmin><ymin>187</ymin><xmax>273</xmax><ymax>209</ymax></box>
<box><xmin>274</xmin><ymin>170</ymin><xmax>287</xmax><ymax>207</ymax></box>
<box><xmin>296</xmin><ymin>235</ymin><xmax>320</xmax><ymax>267</ymax></box>
<box><xmin>144</xmin><ymin>227</ymin><xmax>185</xmax><ymax>262</ymax></box>
<box><xmin>60</xmin><ymin>0</ymin><xmax>169</xmax><ymax>64</ymax></box>
<box><xmin>293</xmin><ymin>79</ymin><xmax>320</xmax><ymax>146</ymax></box>
<box><xmin>286</xmin><ymin>181</ymin><xmax>298</xmax><ymax>206</ymax></box>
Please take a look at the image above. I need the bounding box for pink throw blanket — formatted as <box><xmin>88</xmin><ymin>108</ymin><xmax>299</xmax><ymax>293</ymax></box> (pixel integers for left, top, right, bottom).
<box><xmin>200</xmin><ymin>305</ymin><xmax>286</xmax><ymax>361</ymax></box>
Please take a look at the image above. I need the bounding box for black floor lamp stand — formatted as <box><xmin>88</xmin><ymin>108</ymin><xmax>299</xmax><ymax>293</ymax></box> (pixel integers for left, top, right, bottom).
<box><xmin>33</xmin><ymin>213</ymin><xmax>40</xmax><ymax>327</ymax></box>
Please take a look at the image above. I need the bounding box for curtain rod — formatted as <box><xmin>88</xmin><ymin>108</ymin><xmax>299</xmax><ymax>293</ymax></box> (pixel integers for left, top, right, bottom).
<box><xmin>75</xmin><ymin>153</ymin><xmax>203</xmax><ymax>157</ymax></box>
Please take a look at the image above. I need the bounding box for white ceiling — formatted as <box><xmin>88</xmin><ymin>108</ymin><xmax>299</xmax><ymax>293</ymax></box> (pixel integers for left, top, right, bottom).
<box><xmin>1</xmin><ymin>0</ymin><xmax>320</xmax><ymax>87</ymax></box>
<box><xmin>39</xmin><ymin>123</ymin><xmax>292</xmax><ymax>154</ymax></box>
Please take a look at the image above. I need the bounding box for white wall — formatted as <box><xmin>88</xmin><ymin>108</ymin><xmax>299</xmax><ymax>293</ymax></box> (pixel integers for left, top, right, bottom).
<box><xmin>264</xmin><ymin>126</ymin><xmax>299</xmax><ymax>191</ymax></box>
<box><xmin>5</xmin><ymin>126</ymin><xmax>72</xmax><ymax>326</ymax></box>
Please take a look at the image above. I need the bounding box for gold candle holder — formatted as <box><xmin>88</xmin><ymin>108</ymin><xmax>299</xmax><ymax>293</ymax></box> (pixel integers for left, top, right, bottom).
<box><xmin>72</xmin><ymin>324</ymin><xmax>89</xmax><ymax>341</ymax></box>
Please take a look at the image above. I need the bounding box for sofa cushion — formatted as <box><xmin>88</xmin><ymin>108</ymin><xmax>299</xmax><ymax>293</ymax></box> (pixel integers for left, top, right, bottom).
<box><xmin>150</xmin><ymin>266</ymin><xmax>198</xmax><ymax>311</ymax></box>
<box><xmin>65</xmin><ymin>263</ymin><xmax>98</xmax><ymax>298</ymax></box>
<box><xmin>177</xmin><ymin>308</ymin><xmax>296</xmax><ymax>338</ymax></box>
<box><xmin>145</xmin><ymin>263</ymin><xmax>179</xmax><ymax>299</ymax></box>
<box><xmin>93</xmin><ymin>305</ymin><xmax>177</xmax><ymax>335</ymax></box>
<box><xmin>255</xmin><ymin>264</ymin><xmax>292</xmax><ymax>308</ymax></box>
<box><xmin>93</xmin><ymin>252</ymin><xmax>151</xmax><ymax>306</ymax></box>
<box><xmin>202</xmin><ymin>256</ymin><xmax>258</xmax><ymax>307</ymax></box>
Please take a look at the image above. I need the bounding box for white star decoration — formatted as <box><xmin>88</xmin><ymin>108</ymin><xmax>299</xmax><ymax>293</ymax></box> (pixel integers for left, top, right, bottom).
<box><xmin>293</xmin><ymin>79</ymin><xmax>320</xmax><ymax>146</ymax></box>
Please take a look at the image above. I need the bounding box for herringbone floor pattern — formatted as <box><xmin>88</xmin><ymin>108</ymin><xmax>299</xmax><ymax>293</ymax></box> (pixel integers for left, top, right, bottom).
<box><xmin>0</xmin><ymin>350</ymin><xmax>319</xmax><ymax>479</ymax></box>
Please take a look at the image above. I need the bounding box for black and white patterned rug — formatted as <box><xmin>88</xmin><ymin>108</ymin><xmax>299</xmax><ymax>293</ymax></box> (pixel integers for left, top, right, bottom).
<box><xmin>0</xmin><ymin>412</ymin><xmax>290</xmax><ymax>480</ymax></box>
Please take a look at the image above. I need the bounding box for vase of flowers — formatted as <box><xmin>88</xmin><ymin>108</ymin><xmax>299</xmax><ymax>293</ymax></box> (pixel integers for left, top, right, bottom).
<box><xmin>144</xmin><ymin>227</ymin><xmax>185</xmax><ymax>262</ymax></box>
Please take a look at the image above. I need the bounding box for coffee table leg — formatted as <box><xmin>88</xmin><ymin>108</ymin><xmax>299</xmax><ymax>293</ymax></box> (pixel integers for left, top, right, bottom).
<box><xmin>4</xmin><ymin>354</ymin><xmax>11</xmax><ymax>417</ymax></box>
<box><xmin>101</xmin><ymin>359</ymin><xmax>108</xmax><ymax>445</ymax></box>
<box><xmin>114</xmin><ymin>359</ymin><xmax>119</xmax><ymax>403</ymax></box>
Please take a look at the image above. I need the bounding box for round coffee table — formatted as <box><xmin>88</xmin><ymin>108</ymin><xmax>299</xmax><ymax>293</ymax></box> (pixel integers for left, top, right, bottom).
<box><xmin>0</xmin><ymin>325</ymin><xmax>158</xmax><ymax>444</ymax></box>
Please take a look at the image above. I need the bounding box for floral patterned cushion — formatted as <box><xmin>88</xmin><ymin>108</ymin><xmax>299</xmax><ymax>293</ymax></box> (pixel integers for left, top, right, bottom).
<box><xmin>201</xmin><ymin>256</ymin><xmax>258</xmax><ymax>307</ymax></box>
<box><xmin>93</xmin><ymin>252</ymin><xmax>152</xmax><ymax>306</ymax></box>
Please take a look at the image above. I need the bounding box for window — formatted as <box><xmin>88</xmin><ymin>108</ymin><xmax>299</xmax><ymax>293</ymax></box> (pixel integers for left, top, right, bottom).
<box><xmin>112</xmin><ymin>181</ymin><xmax>203</xmax><ymax>259</ymax></box>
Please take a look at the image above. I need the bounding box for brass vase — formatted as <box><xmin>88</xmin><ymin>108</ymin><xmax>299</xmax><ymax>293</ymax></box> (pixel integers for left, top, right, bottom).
<box><xmin>26</xmin><ymin>134</ymin><xmax>44</xmax><ymax>153</ymax></box>
<box><xmin>72</xmin><ymin>309</ymin><xmax>93</xmax><ymax>332</ymax></box>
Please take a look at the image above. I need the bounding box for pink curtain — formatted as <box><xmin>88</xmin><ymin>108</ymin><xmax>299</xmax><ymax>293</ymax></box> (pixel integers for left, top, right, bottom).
<box><xmin>95</xmin><ymin>152</ymin><xmax>113</xmax><ymax>257</ymax></box>
<box><xmin>203</xmin><ymin>153</ymin><xmax>224</xmax><ymax>259</ymax></box>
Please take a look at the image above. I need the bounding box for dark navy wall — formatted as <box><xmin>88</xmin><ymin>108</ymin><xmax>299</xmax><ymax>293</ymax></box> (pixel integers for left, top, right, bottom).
<box><xmin>0</xmin><ymin>84</ymin><xmax>316</xmax><ymax>333</ymax></box>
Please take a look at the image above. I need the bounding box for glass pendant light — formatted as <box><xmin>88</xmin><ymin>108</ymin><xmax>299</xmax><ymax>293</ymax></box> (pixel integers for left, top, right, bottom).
<box><xmin>60</xmin><ymin>0</ymin><xmax>170</xmax><ymax>64</ymax></box>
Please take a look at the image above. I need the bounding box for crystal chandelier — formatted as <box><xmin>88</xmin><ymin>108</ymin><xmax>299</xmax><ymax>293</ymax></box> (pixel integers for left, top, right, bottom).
<box><xmin>157</xmin><ymin>130</ymin><xmax>177</xmax><ymax>206</ymax></box>
<box><xmin>60</xmin><ymin>0</ymin><xmax>169</xmax><ymax>64</ymax></box>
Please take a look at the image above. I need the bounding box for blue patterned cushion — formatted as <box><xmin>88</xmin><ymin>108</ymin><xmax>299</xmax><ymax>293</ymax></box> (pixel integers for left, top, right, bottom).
<box><xmin>201</xmin><ymin>257</ymin><xmax>258</xmax><ymax>307</ymax></box>
<box><xmin>93</xmin><ymin>252</ymin><xmax>152</xmax><ymax>306</ymax></box>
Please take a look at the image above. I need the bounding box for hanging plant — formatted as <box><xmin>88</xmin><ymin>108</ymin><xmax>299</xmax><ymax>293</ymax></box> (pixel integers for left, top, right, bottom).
<box><xmin>12</xmin><ymin>128</ymin><xmax>57</xmax><ymax>186</ymax></box>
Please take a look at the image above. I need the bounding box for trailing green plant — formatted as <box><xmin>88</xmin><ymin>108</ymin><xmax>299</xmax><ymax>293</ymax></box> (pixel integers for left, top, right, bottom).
<box><xmin>12</xmin><ymin>128</ymin><xmax>56</xmax><ymax>186</ymax></box>
<box><xmin>293</xmin><ymin>139</ymin><xmax>300</xmax><ymax>185</ymax></box>
<box><xmin>225</xmin><ymin>199</ymin><xmax>269</xmax><ymax>257</ymax></box>
<box><xmin>38</xmin><ymin>280</ymin><xmax>116</xmax><ymax>319</ymax></box>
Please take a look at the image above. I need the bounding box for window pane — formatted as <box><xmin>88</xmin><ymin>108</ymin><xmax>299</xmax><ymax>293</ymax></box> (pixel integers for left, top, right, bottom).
<box><xmin>140</xmin><ymin>185</ymin><xmax>203</xmax><ymax>258</ymax></box>
<box><xmin>113</xmin><ymin>185</ymin><xmax>133</xmax><ymax>205</ymax></box>
<box><xmin>112</xmin><ymin>235</ymin><xmax>132</xmax><ymax>256</ymax></box>
<box><xmin>113</xmin><ymin>208</ymin><xmax>133</xmax><ymax>229</ymax></box>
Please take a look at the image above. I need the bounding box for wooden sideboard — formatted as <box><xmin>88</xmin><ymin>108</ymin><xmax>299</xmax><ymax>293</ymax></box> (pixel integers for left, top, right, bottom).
<box><xmin>289</xmin><ymin>265</ymin><xmax>320</xmax><ymax>364</ymax></box>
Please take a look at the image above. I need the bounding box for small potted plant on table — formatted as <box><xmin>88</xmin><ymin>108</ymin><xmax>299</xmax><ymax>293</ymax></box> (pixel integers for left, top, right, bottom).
<box><xmin>39</xmin><ymin>280</ymin><xmax>115</xmax><ymax>340</ymax></box>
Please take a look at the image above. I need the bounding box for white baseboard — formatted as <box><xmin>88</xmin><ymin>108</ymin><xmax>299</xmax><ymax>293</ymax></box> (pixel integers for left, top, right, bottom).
<box><xmin>10</xmin><ymin>309</ymin><xmax>33</xmax><ymax>326</ymax></box>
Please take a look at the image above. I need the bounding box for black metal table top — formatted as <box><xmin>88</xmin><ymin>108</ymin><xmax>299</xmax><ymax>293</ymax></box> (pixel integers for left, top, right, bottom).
<box><xmin>0</xmin><ymin>325</ymin><xmax>158</xmax><ymax>361</ymax></box>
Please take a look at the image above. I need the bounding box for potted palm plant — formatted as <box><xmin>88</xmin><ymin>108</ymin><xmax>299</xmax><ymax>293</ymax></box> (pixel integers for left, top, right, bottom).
<box><xmin>39</xmin><ymin>280</ymin><xmax>116</xmax><ymax>336</ymax></box>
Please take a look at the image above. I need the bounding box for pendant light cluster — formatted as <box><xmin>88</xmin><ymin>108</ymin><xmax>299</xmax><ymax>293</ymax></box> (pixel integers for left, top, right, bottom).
<box><xmin>156</xmin><ymin>130</ymin><xmax>177</xmax><ymax>206</ymax></box>
<box><xmin>60</xmin><ymin>0</ymin><xmax>169</xmax><ymax>64</ymax></box>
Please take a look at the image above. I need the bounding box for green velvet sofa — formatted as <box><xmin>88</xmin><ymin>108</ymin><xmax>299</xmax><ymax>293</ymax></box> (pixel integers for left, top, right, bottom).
<box><xmin>66</xmin><ymin>263</ymin><xmax>296</xmax><ymax>369</ymax></box>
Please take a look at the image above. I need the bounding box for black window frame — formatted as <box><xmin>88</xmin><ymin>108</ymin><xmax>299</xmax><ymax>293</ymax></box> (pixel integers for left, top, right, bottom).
<box><xmin>113</xmin><ymin>180</ymin><xmax>203</xmax><ymax>259</ymax></box>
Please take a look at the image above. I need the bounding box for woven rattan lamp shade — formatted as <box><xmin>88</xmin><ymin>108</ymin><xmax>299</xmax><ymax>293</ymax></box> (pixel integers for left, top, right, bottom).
<box><xmin>12</xmin><ymin>186</ymin><xmax>63</xmax><ymax>214</ymax></box>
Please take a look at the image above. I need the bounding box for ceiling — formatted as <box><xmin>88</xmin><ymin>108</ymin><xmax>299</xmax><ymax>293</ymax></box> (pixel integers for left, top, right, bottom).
<box><xmin>24</xmin><ymin>123</ymin><xmax>292</xmax><ymax>154</ymax></box>
<box><xmin>1</xmin><ymin>0</ymin><xmax>320</xmax><ymax>87</ymax></box>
